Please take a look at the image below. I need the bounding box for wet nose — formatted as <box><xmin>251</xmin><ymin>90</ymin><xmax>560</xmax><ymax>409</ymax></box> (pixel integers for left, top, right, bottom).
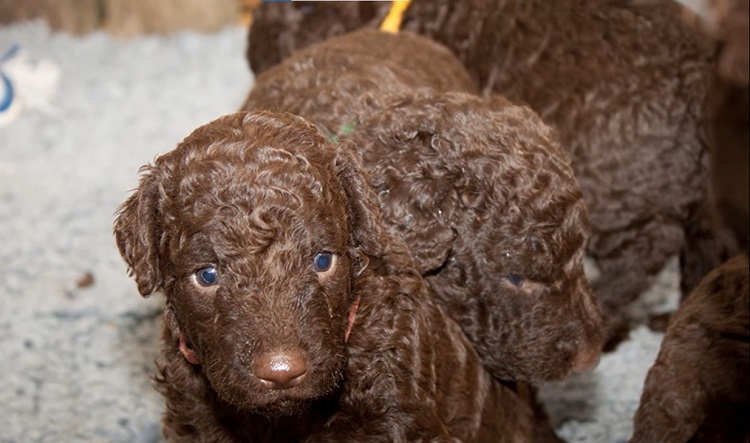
<box><xmin>571</xmin><ymin>342</ymin><xmax>602</xmax><ymax>373</ymax></box>
<box><xmin>252</xmin><ymin>350</ymin><xmax>308</xmax><ymax>389</ymax></box>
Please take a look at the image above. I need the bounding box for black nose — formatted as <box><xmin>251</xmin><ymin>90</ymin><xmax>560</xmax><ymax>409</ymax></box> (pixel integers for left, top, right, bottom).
<box><xmin>252</xmin><ymin>350</ymin><xmax>308</xmax><ymax>390</ymax></box>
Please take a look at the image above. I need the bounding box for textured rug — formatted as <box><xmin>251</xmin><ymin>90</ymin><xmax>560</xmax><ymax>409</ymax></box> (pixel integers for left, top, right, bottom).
<box><xmin>0</xmin><ymin>20</ymin><xmax>680</xmax><ymax>443</ymax></box>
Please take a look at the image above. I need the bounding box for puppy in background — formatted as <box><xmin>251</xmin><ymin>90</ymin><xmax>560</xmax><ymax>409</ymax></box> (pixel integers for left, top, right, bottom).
<box><xmin>631</xmin><ymin>1</ymin><xmax>749</xmax><ymax>440</ymax></box>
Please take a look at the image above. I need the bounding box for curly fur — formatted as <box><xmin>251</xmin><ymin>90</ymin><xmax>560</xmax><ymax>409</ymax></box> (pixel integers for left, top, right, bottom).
<box><xmin>113</xmin><ymin>111</ymin><xmax>559</xmax><ymax>442</ymax></box>
<box><xmin>245</xmin><ymin>0</ymin><xmax>742</xmax><ymax>349</ymax></box>
<box><xmin>242</xmin><ymin>29</ymin><xmax>603</xmax><ymax>383</ymax></box>
<box><xmin>704</xmin><ymin>0</ymin><xmax>749</xmax><ymax>251</ymax></box>
<box><xmin>630</xmin><ymin>253</ymin><xmax>749</xmax><ymax>443</ymax></box>
<box><xmin>630</xmin><ymin>4</ymin><xmax>749</xmax><ymax>440</ymax></box>
<box><xmin>246</xmin><ymin>2</ymin><xmax>387</xmax><ymax>75</ymax></box>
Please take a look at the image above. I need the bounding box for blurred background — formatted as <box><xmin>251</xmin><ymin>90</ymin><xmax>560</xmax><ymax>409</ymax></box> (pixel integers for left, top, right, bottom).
<box><xmin>0</xmin><ymin>0</ymin><xmax>258</xmax><ymax>37</ymax></box>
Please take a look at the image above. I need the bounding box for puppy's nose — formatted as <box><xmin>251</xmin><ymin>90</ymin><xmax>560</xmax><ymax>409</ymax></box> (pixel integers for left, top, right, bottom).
<box><xmin>571</xmin><ymin>342</ymin><xmax>601</xmax><ymax>373</ymax></box>
<box><xmin>253</xmin><ymin>350</ymin><xmax>308</xmax><ymax>389</ymax></box>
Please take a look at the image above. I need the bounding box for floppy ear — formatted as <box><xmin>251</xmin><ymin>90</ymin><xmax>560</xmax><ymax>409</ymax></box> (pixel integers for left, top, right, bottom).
<box><xmin>113</xmin><ymin>166</ymin><xmax>164</xmax><ymax>296</ymax></box>
<box><xmin>333</xmin><ymin>145</ymin><xmax>386</xmax><ymax>265</ymax></box>
<box><xmin>349</xmin><ymin>94</ymin><xmax>459</xmax><ymax>274</ymax></box>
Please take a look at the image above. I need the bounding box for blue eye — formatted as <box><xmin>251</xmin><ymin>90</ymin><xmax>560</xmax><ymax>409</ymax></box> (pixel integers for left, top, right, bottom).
<box><xmin>507</xmin><ymin>274</ymin><xmax>524</xmax><ymax>287</ymax></box>
<box><xmin>313</xmin><ymin>253</ymin><xmax>333</xmax><ymax>273</ymax></box>
<box><xmin>195</xmin><ymin>266</ymin><xmax>219</xmax><ymax>287</ymax></box>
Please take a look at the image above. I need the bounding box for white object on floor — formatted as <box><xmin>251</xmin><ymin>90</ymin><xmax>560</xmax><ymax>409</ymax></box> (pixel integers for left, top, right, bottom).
<box><xmin>0</xmin><ymin>45</ymin><xmax>21</xmax><ymax>126</ymax></box>
<box><xmin>0</xmin><ymin>43</ymin><xmax>61</xmax><ymax>126</ymax></box>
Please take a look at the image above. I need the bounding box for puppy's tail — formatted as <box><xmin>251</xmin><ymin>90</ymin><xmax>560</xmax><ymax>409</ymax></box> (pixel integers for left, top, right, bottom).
<box><xmin>379</xmin><ymin>0</ymin><xmax>412</xmax><ymax>34</ymax></box>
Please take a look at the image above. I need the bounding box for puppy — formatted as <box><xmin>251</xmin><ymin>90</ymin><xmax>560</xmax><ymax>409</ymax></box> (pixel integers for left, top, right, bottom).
<box><xmin>114</xmin><ymin>111</ymin><xmax>551</xmax><ymax>442</ymax></box>
<box><xmin>631</xmin><ymin>3</ymin><xmax>749</xmax><ymax>440</ymax></box>
<box><xmin>703</xmin><ymin>0</ymin><xmax>749</xmax><ymax>251</ymax></box>
<box><xmin>630</xmin><ymin>253</ymin><xmax>749</xmax><ymax>443</ymax></box>
<box><xmin>243</xmin><ymin>29</ymin><xmax>604</xmax><ymax>383</ymax></box>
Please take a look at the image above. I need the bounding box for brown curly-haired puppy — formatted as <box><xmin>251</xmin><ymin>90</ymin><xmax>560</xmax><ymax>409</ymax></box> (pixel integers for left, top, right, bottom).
<box><xmin>113</xmin><ymin>111</ymin><xmax>556</xmax><ymax>442</ymax></box>
<box><xmin>246</xmin><ymin>0</ymin><xmax>741</xmax><ymax>348</ymax></box>
<box><xmin>630</xmin><ymin>253</ymin><xmax>749</xmax><ymax>443</ymax></box>
<box><xmin>703</xmin><ymin>0</ymin><xmax>749</xmax><ymax>251</ymax></box>
<box><xmin>631</xmin><ymin>3</ymin><xmax>749</xmax><ymax>441</ymax></box>
<box><xmin>243</xmin><ymin>29</ymin><xmax>603</xmax><ymax>383</ymax></box>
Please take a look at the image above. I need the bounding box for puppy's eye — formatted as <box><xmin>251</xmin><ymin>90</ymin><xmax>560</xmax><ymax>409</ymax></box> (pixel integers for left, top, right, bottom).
<box><xmin>506</xmin><ymin>274</ymin><xmax>524</xmax><ymax>287</ymax></box>
<box><xmin>313</xmin><ymin>252</ymin><xmax>333</xmax><ymax>273</ymax></box>
<box><xmin>194</xmin><ymin>266</ymin><xmax>219</xmax><ymax>287</ymax></box>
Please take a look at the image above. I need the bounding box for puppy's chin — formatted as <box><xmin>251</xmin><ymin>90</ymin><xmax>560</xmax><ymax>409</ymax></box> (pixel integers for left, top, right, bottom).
<box><xmin>216</xmin><ymin>382</ymin><xmax>341</xmax><ymax>418</ymax></box>
<box><xmin>254</xmin><ymin>397</ymin><xmax>313</xmax><ymax>418</ymax></box>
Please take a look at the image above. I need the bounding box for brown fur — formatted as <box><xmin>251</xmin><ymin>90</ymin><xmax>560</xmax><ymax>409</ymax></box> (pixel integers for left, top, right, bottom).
<box><xmin>245</xmin><ymin>0</ymin><xmax>741</xmax><ymax>349</ymax></box>
<box><xmin>113</xmin><ymin>111</ymin><xmax>554</xmax><ymax>442</ymax></box>
<box><xmin>246</xmin><ymin>2</ymin><xmax>386</xmax><ymax>75</ymax></box>
<box><xmin>242</xmin><ymin>29</ymin><xmax>604</xmax><ymax>383</ymax></box>
<box><xmin>630</xmin><ymin>254</ymin><xmax>749</xmax><ymax>443</ymax></box>
<box><xmin>631</xmin><ymin>3</ymin><xmax>749</xmax><ymax>440</ymax></box>
<box><xmin>704</xmin><ymin>0</ymin><xmax>749</xmax><ymax>251</ymax></box>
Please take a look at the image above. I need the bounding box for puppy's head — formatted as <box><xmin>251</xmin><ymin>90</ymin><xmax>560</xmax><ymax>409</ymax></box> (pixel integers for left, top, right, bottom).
<box><xmin>114</xmin><ymin>111</ymin><xmax>384</xmax><ymax>414</ymax></box>
<box><xmin>352</xmin><ymin>91</ymin><xmax>604</xmax><ymax>381</ymax></box>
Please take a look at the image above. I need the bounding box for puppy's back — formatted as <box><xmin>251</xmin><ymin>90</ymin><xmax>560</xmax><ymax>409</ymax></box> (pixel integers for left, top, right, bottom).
<box><xmin>243</xmin><ymin>28</ymin><xmax>477</xmax><ymax>135</ymax></box>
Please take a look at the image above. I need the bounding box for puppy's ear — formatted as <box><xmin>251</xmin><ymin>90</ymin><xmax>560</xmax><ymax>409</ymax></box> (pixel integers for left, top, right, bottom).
<box><xmin>351</xmin><ymin>94</ymin><xmax>458</xmax><ymax>274</ymax></box>
<box><xmin>333</xmin><ymin>145</ymin><xmax>386</xmax><ymax>264</ymax></box>
<box><xmin>113</xmin><ymin>166</ymin><xmax>164</xmax><ymax>296</ymax></box>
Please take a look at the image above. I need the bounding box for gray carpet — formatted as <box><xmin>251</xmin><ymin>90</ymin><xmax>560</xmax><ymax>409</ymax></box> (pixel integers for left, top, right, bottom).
<box><xmin>0</xmin><ymin>20</ymin><xmax>678</xmax><ymax>443</ymax></box>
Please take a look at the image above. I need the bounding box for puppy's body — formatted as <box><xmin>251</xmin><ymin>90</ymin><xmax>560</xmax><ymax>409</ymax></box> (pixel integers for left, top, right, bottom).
<box><xmin>631</xmin><ymin>4</ymin><xmax>750</xmax><ymax>440</ymax></box>
<box><xmin>243</xmin><ymin>29</ymin><xmax>603</xmax><ymax>383</ymax></box>
<box><xmin>704</xmin><ymin>0</ymin><xmax>749</xmax><ymax>251</ymax></box>
<box><xmin>246</xmin><ymin>2</ymin><xmax>387</xmax><ymax>76</ymax></box>
<box><xmin>630</xmin><ymin>253</ymin><xmax>749</xmax><ymax>443</ymax></box>
<box><xmin>114</xmin><ymin>112</ymin><xmax>540</xmax><ymax>442</ymax></box>
<box><xmin>246</xmin><ymin>0</ymin><xmax>740</xmax><ymax>347</ymax></box>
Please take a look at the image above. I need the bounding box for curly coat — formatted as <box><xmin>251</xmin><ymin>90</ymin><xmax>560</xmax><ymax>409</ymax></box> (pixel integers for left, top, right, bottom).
<box><xmin>631</xmin><ymin>3</ymin><xmax>749</xmax><ymax>440</ymax></box>
<box><xmin>630</xmin><ymin>253</ymin><xmax>749</xmax><ymax>443</ymax></box>
<box><xmin>704</xmin><ymin>0</ymin><xmax>749</xmax><ymax>251</ymax></box>
<box><xmin>242</xmin><ymin>29</ymin><xmax>604</xmax><ymax>383</ymax></box>
<box><xmin>245</xmin><ymin>0</ymin><xmax>741</xmax><ymax>348</ymax></box>
<box><xmin>113</xmin><ymin>111</ymin><xmax>552</xmax><ymax>442</ymax></box>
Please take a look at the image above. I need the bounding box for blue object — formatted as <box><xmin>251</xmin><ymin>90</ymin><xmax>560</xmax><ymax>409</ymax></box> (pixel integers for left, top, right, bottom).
<box><xmin>0</xmin><ymin>44</ymin><xmax>19</xmax><ymax>63</ymax></box>
<box><xmin>0</xmin><ymin>71</ymin><xmax>13</xmax><ymax>112</ymax></box>
<box><xmin>0</xmin><ymin>44</ymin><xmax>20</xmax><ymax>113</ymax></box>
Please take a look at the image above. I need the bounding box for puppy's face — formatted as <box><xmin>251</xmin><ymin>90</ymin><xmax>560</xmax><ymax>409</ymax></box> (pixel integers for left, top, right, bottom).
<box><xmin>354</xmin><ymin>93</ymin><xmax>604</xmax><ymax>381</ymax></box>
<box><xmin>455</xmin><ymin>191</ymin><xmax>603</xmax><ymax>382</ymax></box>
<box><xmin>165</xmin><ymin>161</ymin><xmax>350</xmax><ymax>415</ymax></box>
<box><xmin>115</xmin><ymin>112</ymin><xmax>383</xmax><ymax>415</ymax></box>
